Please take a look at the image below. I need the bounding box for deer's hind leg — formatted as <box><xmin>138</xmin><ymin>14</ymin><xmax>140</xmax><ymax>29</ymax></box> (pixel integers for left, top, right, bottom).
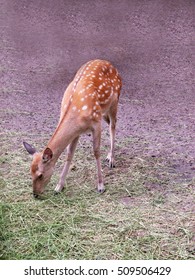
<box><xmin>104</xmin><ymin>101</ymin><xmax>118</xmax><ymax>168</ymax></box>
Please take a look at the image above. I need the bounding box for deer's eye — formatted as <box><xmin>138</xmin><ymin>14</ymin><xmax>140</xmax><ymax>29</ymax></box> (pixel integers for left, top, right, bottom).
<box><xmin>38</xmin><ymin>174</ymin><xmax>43</xmax><ymax>180</ymax></box>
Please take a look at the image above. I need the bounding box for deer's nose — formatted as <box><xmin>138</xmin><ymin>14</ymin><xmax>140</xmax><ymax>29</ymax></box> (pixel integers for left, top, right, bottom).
<box><xmin>33</xmin><ymin>193</ymin><xmax>39</xmax><ymax>199</ymax></box>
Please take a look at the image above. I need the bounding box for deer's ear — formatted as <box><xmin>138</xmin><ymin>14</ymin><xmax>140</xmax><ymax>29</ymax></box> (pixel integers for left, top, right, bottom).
<box><xmin>23</xmin><ymin>141</ymin><xmax>37</xmax><ymax>155</ymax></box>
<box><xmin>42</xmin><ymin>147</ymin><xmax>53</xmax><ymax>163</ymax></box>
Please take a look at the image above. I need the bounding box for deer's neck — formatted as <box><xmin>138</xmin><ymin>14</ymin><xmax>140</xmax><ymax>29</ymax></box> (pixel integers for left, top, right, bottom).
<box><xmin>46</xmin><ymin>115</ymin><xmax>80</xmax><ymax>163</ymax></box>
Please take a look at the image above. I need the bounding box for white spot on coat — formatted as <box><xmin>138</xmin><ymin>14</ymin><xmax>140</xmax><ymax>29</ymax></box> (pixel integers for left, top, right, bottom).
<box><xmin>82</xmin><ymin>105</ymin><xmax>88</xmax><ymax>110</ymax></box>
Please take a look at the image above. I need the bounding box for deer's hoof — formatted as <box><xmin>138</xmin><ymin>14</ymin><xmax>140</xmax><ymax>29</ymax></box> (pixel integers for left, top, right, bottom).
<box><xmin>97</xmin><ymin>183</ymin><xmax>105</xmax><ymax>194</ymax></box>
<box><xmin>54</xmin><ymin>184</ymin><xmax>64</xmax><ymax>193</ymax></box>
<box><xmin>106</xmin><ymin>154</ymin><xmax>115</xmax><ymax>169</ymax></box>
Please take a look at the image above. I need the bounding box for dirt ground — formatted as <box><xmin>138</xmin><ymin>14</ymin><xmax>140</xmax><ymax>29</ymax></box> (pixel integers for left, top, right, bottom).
<box><xmin>1</xmin><ymin>0</ymin><xmax>194</xmax><ymax>179</ymax></box>
<box><xmin>0</xmin><ymin>0</ymin><xmax>195</xmax><ymax>260</ymax></box>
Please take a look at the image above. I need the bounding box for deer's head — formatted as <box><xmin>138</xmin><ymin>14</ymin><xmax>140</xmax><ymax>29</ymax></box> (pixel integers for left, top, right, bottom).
<box><xmin>23</xmin><ymin>141</ymin><xmax>54</xmax><ymax>198</ymax></box>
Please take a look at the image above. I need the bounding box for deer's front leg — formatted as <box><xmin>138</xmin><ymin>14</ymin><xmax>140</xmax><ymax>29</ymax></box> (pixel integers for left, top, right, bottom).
<box><xmin>55</xmin><ymin>136</ymin><xmax>79</xmax><ymax>193</ymax></box>
<box><xmin>92</xmin><ymin>123</ymin><xmax>105</xmax><ymax>193</ymax></box>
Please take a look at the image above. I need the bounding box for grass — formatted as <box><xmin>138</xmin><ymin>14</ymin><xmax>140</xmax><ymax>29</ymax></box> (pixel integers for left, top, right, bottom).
<box><xmin>0</xmin><ymin>130</ymin><xmax>195</xmax><ymax>260</ymax></box>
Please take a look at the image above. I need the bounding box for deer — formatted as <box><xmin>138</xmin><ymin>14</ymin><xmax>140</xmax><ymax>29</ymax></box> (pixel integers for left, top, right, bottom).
<box><xmin>23</xmin><ymin>59</ymin><xmax>122</xmax><ymax>198</ymax></box>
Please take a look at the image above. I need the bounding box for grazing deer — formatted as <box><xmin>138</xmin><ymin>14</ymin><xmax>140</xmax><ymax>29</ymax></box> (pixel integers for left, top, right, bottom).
<box><xmin>23</xmin><ymin>59</ymin><xmax>122</xmax><ymax>198</ymax></box>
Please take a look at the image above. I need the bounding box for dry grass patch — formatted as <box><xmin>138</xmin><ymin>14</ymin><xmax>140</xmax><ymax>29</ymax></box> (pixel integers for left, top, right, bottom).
<box><xmin>0</xmin><ymin>131</ymin><xmax>194</xmax><ymax>259</ymax></box>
